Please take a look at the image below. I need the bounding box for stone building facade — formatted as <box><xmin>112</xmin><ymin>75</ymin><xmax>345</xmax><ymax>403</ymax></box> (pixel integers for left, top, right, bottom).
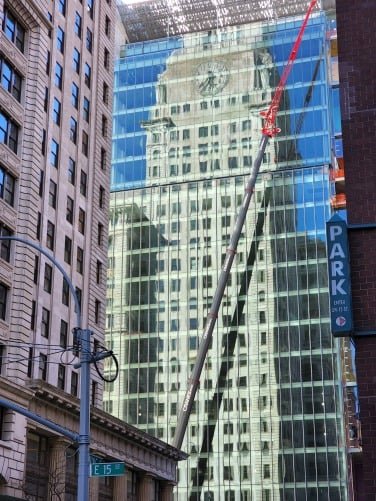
<box><xmin>0</xmin><ymin>1</ymin><xmax>184</xmax><ymax>499</ymax></box>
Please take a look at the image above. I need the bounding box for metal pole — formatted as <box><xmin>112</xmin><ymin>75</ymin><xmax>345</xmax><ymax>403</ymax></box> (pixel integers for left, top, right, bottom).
<box><xmin>0</xmin><ymin>397</ymin><xmax>79</xmax><ymax>442</ymax></box>
<box><xmin>0</xmin><ymin>235</ymin><xmax>90</xmax><ymax>501</ymax></box>
<box><xmin>77</xmin><ymin>328</ymin><xmax>91</xmax><ymax>501</ymax></box>
<box><xmin>172</xmin><ymin>134</ymin><xmax>269</xmax><ymax>450</ymax></box>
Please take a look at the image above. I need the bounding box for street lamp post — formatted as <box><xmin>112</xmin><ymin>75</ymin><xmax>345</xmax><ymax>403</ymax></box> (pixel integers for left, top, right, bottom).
<box><xmin>0</xmin><ymin>235</ymin><xmax>91</xmax><ymax>501</ymax></box>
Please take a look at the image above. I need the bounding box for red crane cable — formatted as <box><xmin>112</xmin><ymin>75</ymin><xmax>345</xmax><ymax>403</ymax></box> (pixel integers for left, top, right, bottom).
<box><xmin>261</xmin><ymin>0</ymin><xmax>318</xmax><ymax>137</ymax></box>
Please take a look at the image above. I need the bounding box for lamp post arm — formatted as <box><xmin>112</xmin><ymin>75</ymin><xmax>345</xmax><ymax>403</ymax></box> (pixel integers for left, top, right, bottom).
<box><xmin>0</xmin><ymin>235</ymin><xmax>81</xmax><ymax>328</ymax></box>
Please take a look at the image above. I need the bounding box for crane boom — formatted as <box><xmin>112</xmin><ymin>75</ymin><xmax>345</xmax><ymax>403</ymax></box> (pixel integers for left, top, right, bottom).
<box><xmin>172</xmin><ymin>0</ymin><xmax>318</xmax><ymax>451</ymax></box>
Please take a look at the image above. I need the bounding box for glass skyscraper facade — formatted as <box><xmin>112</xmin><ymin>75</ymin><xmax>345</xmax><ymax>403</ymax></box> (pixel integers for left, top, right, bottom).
<box><xmin>106</xmin><ymin>12</ymin><xmax>349</xmax><ymax>501</ymax></box>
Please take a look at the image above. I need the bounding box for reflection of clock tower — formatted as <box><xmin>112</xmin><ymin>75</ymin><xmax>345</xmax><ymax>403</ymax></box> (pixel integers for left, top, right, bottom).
<box><xmin>195</xmin><ymin>61</ymin><xmax>230</xmax><ymax>95</ymax></box>
<box><xmin>140</xmin><ymin>25</ymin><xmax>281</xmax><ymax>501</ymax></box>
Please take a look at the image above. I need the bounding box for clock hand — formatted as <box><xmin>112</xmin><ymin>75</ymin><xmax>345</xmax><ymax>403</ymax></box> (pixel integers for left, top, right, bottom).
<box><xmin>199</xmin><ymin>77</ymin><xmax>211</xmax><ymax>91</ymax></box>
<box><xmin>199</xmin><ymin>73</ymin><xmax>217</xmax><ymax>92</ymax></box>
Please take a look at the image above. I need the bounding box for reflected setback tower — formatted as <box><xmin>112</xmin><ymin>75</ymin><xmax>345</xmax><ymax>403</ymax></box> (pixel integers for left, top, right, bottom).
<box><xmin>107</xmin><ymin>10</ymin><xmax>349</xmax><ymax>501</ymax></box>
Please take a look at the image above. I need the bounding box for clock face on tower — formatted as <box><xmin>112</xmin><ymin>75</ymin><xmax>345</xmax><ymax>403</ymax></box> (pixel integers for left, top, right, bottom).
<box><xmin>195</xmin><ymin>61</ymin><xmax>229</xmax><ymax>96</ymax></box>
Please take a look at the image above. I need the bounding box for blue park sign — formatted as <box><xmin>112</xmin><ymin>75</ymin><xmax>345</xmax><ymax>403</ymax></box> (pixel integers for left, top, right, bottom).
<box><xmin>326</xmin><ymin>214</ymin><xmax>353</xmax><ymax>336</ymax></box>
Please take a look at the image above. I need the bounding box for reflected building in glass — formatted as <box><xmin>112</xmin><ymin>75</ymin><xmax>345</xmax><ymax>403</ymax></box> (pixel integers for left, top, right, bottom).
<box><xmin>106</xmin><ymin>10</ymin><xmax>350</xmax><ymax>501</ymax></box>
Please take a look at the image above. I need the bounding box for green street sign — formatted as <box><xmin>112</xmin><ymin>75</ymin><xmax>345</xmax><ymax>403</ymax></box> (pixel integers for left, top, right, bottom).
<box><xmin>90</xmin><ymin>462</ymin><xmax>125</xmax><ymax>477</ymax></box>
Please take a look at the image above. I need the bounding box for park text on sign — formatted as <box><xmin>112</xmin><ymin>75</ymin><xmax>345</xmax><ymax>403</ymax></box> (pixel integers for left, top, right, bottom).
<box><xmin>90</xmin><ymin>462</ymin><xmax>125</xmax><ymax>477</ymax></box>
<box><xmin>326</xmin><ymin>214</ymin><xmax>353</xmax><ymax>336</ymax></box>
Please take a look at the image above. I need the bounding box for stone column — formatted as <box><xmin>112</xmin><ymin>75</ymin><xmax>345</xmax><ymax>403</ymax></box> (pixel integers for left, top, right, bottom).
<box><xmin>113</xmin><ymin>474</ymin><xmax>128</xmax><ymax>501</ymax></box>
<box><xmin>138</xmin><ymin>473</ymin><xmax>155</xmax><ymax>501</ymax></box>
<box><xmin>48</xmin><ymin>438</ymin><xmax>68</xmax><ymax>501</ymax></box>
<box><xmin>160</xmin><ymin>481</ymin><xmax>174</xmax><ymax>501</ymax></box>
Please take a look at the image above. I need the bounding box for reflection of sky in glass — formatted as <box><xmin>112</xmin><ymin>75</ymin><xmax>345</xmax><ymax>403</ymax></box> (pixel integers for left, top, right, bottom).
<box><xmin>268</xmin><ymin>15</ymin><xmax>333</xmax><ymax>237</ymax></box>
<box><xmin>112</xmin><ymin>14</ymin><xmax>332</xmax><ymax>195</ymax></box>
<box><xmin>270</xmin><ymin>15</ymin><xmax>329</xmax><ymax>164</ymax></box>
<box><xmin>112</xmin><ymin>37</ymin><xmax>182</xmax><ymax>189</ymax></box>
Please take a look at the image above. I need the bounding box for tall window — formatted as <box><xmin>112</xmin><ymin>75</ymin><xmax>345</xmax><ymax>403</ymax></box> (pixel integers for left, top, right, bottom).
<box><xmin>58</xmin><ymin>0</ymin><xmax>66</xmax><ymax>15</ymax></box>
<box><xmin>94</xmin><ymin>300</ymin><xmax>101</xmax><ymax>324</ymax></box>
<box><xmin>96</xmin><ymin>261</ymin><xmax>102</xmax><ymax>284</ymax></box>
<box><xmin>0</xmin><ymin>165</ymin><xmax>15</xmax><ymax>206</ymax></box>
<box><xmin>102</xmin><ymin>82</ymin><xmax>109</xmax><ymax>105</ymax></box>
<box><xmin>69</xmin><ymin>117</ymin><xmax>77</xmax><ymax>144</ymax></box>
<box><xmin>76</xmin><ymin>287</ymin><xmax>82</xmax><ymax>312</ymax></box>
<box><xmin>105</xmin><ymin>16</ymin><xmax>111</xmax><ymax>37</ymax></box>
<box><xmin>2</xmin><ymin>8</ymin><xmax>25</xmax><ymax>52</ymax></box>
<box><xmin>55</xmin><ymin>62</ymin><xmax>63</xmax><ymax>89</ymax></box>
<box><xmin>0</xmin><ymin>224</ymin><xmax>12</xmax><ymax>262</ymax></box>
<box><xmin>76</xmin><ymin>247</ymin><xmax>84</xmax><ymax>274</ymax></box>
<box><xmin>50</xmin><ymin>139</ymin><xmax>59</xmax><ymax>168</ymax></box>
<box><xmin>84</xmin><ymin>63</ymin><xmax>91</xmax><ymax>88</ymax></box>
<box><xmin>71</xmin><ymin>372</ymin><xmax>78</xmax><ymax>396</ymax></box>
<box><xmin>87</xmin><ymin>0</ymin><xmax>94</xmax><ymax>19</ymax></box>
<box><xmin>80</xmin><ymin>171</ymin><xmax>87</xmax><ymax>196</ymax></box>
<box><xmin>71</xmin><ymin>83</ymin><xmax>79</xmax><ymax>109</ymax></box>
<box><xmin>74</xmin><ymin>12</ymin><xmax>82</xmax><ymax>38</ymax></box>
<box><xmin>104</xmin><ymin>48</ymin><xmax>110</xmax><ymax>70</ymax></box>
<box><xmin>60</xmin><ymin>320</ymin><xmax>68</xmax><ymax>348</ymax></box>
<box><xmin>62</xmin><ymin>279</ymin><xmax>70</xmax><ymax>306</ymax></box>
<box><xmin>45</xmin><ymin>50</ymin><xmax>50</xmax><ymax>76</ymax></box>
<box><xmin>99</xmin><ymin>186</ymin><xmax>105</xmax><ymax>208</ymax></box>
<box><xmin>64</xmin><ymin>236</ymin><xmax>72</xmax><ymax>264</ymax></box>
<box><xmin>66</xmin><ymin>196</ymin><xmax>74</xmax><ymax>223</ymax></box>
<box><xmin>46</xmin><ymin>221</ymin><xmax>55</xmax><ymax>250</ymax></box>
<box><xmin>100</xmin><ymin>148</ymin><xmax>107</xmax><ymax>170</ymax></box>
<box><xmin>43</xmin><ymin>263</ymin><xmax>52</xmax><ymax>293</ymax></box>
<box><xmin>83</xmin><ymin>97</ymin><xmax>90</xmax><ymax>122</ymax></box>
<box><xmin>52</xmin><ymin>98</ymin><xmax>61</xmax><ymax>125</ymax></box>
<box><xmin>0</xmin><ymin>111</ymin><xmax>19</xmax><ymax>153</ymax></box>
<box><xmin>48</xmin><ymin>180</ymin><xmax>57</xmax><ymax>208</ymax></box>
<box><xmin>78</xmin><ymin>208</ymin><xmax>85</xmax><ymax>235</ymax></box>
<box><xmin>82</xmin><ymin>131</ymin><xmax>89</xmax><ymax>156</ymax></box>
<box><xmin>56</xmin><ymin>27</ymin><xmax>65</xmax><ymax>53</ymax></box>
<box><xmin>0</xmin><ymin>283</ymin><xmax>8</xmax><ymax>320</ymax></box>
<box><xmin>86</xmin><ymin>28</ymin><xmax>93</xmax><ymax>53</ymax></box>
<box><xmin>39</xmin><ymin>353</ymin><xmax>47</xmax><ymax>380</ymax></box>
<box><xmin>41</xmin><ymin>307</ymin><xmax>50</xmax><ymax>338</ymax></box>
<box><xmin>68</xmin><ymin>158</ymin><xmax>76</xmax><ymax>185</ymax></box>
<box><xmin>97</xmin><ymin>223</ymin><xmax>103</xmax><ymax>247</ymax></box>
<box><xmin>73</xmin><ymin>48</ymin><xmax>80</xmax><ymax>74</ymax></box>
<box><xmin>34</xmin><ymin>251</ymin><xmax>40</xmax><ymax>278</ymax></box>
<box><xmin>0</xmin><ymin>56</ymin><xmax>22</xmax><ymax>101</ymax></box>
<box><xmin>57</xmin><ymin>364</ymin><xmax>66</xmax><ymax>390</ymax></box>
<box><xmin>101</xmin><ymin>115</ymin><xmax>108</xmax><ymax>137</ymax></box>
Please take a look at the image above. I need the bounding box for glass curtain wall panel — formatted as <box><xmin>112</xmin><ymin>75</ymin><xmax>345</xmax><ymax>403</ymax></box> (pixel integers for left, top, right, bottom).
<box><xmin>106</xmin><ymin>12</ymin><xmax>348</xmax><ymax>501</ymax></box>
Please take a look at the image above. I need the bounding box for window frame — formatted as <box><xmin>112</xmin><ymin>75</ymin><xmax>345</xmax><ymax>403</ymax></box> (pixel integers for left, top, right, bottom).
<box><xmin>56</xmin><ymin>26</ymin><xmax>65</xmax><ymax>53</ymax></box>
<box><xmin>0</xmin><ymin>165</ymin><xmax>15</xmax><ymax>206</ymax></box>
<box><xmin>3</xmin><ymin>8</ymin><xmax>25</xmax><ymax>53</ymax></box>
<box><xmin>72</xmin><ymin>48</ymin><xmax>81</xmax><ymax>74</ymax></box>
<box><xmin>74</xmin><ymin>12</ymin><xmax>82</xmax><ymax>39</ymax></box>
<box><xmin>0</xmin><ymin>56</ymin><xmax>22</xmax><ymax>101</ymax></box>
<box><xmin>41</xmin><ymin>307</ymin><xmax>50</xmax><ymax>338</ymax></box>
<box><xmin>71</xmin><ymin>82</ymin><xmax>79</xmax><ymax>109</ymax></box>
<box><xmin>50</xmin><ymin>139</ymin><xmax>59</xmax><ymax>168</ymax></box>
<box><xmin>0</xmin><ymin>111</ymin><xmax>19</xmax><ymax>154</ymax></box>
<box><xmin>55</xmin><ymin>62</ymin><xmax>63</xmax><ymax>89</ymax></box>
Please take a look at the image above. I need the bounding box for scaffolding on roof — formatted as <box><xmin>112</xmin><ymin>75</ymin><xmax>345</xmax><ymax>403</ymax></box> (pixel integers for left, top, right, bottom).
<box><xmin>117</xmin><ymin>0</ymin><xmax>335</xmax><ymax>43</ymax></box>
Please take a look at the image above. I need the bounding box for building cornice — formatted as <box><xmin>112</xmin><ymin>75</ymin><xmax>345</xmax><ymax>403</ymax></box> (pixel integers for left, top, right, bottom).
<box><xmin>27</xmin><ymin>380</ymin><xmax>187</xmax><ymax>462</ymax></box>
<box><xmin>7</xmin><ymin>0</ymin><xmax>53</xmax><ymax>31</ymax></box>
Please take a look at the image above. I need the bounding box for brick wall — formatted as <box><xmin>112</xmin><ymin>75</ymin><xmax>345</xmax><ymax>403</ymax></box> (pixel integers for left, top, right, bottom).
<box><xmin>336</xmin><ymin>1</ymin><xmax>376</xmax><ymax>499</ymax></box>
